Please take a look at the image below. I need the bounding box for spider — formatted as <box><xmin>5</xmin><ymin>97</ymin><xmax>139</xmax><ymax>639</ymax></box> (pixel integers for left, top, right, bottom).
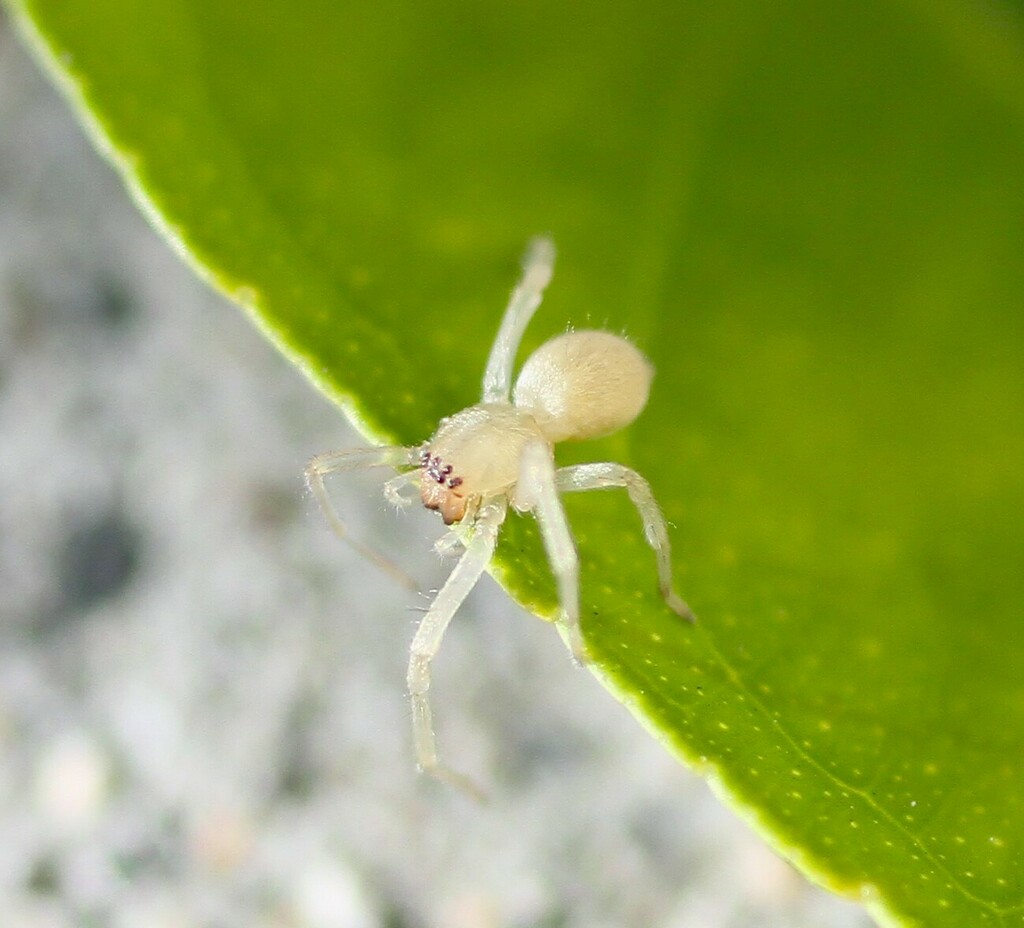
<box><xmin>306</xmin><ymin>237</ymin><xmax>694</xmax><ymax>796</ymax></box>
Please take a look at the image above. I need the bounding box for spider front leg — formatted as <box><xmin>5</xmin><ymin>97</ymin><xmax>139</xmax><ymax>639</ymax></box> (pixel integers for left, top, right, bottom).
<box><xmin>516</xmin><ymin>442</ymin><xmax>586</xmax><ymax>665</ymax></box>
<box><xmin>555</xmin><ymin>462</ymin><xmax>696</xmax><ymax>622</ymax></box>
<box><xmin>407</xmin><ymin>497</ymin><xmax>508</xmax><ymax>800</ymax></box>
<box><xmin>305</xmin><ymin>445</ymin><xmax>420</xmax><ymax>590</ymax></box>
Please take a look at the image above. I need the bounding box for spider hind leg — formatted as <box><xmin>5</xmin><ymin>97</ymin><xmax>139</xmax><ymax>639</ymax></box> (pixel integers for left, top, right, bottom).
<box><xmin>555</xmin><ymin>462</ymin><xmax>696</xmax><ymax>622</ymax></box>
<box><xmin>516</xmin><ymin>442</ymin><xmax>587</xmax><ymax>665</ymax></box>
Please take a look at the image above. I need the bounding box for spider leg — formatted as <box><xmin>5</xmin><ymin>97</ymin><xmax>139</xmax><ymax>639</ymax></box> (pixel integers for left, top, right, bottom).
<box><xmin>516</xmin><ymin>442</ymin><xmax>586</xmax><ymax>665</ymax></box>
<box><xmin>305</xmin><ymin>446</ymin><xmax>420</xmax><ymax>590</ymax></box>
<box><xmin>383</xmin><ymin>470</ymin><xmax>420</xmax><ymax>509</ymax></box>
<box><xmin>481</xmin><ymin>236</ymin><xmax>556</xmax><ymax>403</ymax></box>
<box><xmin>433</xmin><ymin>527</ymin><xmax>466</xmax><ymax>558</ymax></box>
<box><xmin>407</xmin><ymin>498</ymin><xmax>507</xmax><ymax>800</ymax></box>
<box><xmin>555</xmin><ymin>463</ymin><xmax>696</xmax><ymax>622</ymax></box>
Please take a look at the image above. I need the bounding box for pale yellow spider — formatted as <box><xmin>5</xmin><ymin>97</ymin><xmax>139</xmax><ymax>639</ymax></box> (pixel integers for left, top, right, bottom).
<box><xmin>307</xmin><ymin>237</ymin><xmax>694</xmax><ymax>796</ymax></box>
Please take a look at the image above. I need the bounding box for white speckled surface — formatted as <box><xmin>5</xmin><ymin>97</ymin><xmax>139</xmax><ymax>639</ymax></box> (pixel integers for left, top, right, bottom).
<box><xmin>0</xmin><ymin>13</ymin><xmax>876</xmax><ymax>928</ymax></box>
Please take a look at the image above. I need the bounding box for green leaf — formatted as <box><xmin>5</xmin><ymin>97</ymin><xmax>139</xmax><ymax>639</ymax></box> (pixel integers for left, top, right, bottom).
<box><xmin>7</xmin><ymin>0</ymin><xmax>1024</xmax><ymax>923</ymax></box>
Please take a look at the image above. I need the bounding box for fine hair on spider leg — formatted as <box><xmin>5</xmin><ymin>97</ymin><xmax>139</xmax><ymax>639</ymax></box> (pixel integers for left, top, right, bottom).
<box><xmin>307</xmin><ymin>236</ymin><xmax>695</xmax><ymax>798</ymax></box>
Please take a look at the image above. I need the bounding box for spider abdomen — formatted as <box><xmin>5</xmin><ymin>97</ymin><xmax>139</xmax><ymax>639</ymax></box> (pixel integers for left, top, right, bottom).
<box><xmin>512</xmin><ymin>331</ymin><xmax>654</xmax><ymax>443</ymax></box>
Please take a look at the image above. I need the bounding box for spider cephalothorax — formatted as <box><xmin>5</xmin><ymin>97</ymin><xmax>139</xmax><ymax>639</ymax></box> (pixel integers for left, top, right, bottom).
<box><xmin>307</xmin><ymin>237</ymin><xmax>694</xmax><ymax>797</ymax></box>
<box><xmin>419</xmin><ymin>404</ymin><xmax>545</xmax><ymax>524</ymax></box>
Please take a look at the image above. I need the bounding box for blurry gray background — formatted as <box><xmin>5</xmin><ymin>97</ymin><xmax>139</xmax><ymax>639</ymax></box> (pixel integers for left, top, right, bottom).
<box><xmin>0</xmin><ymin>12</ymin><xmax>875</xmax><ymax>928</ymax></box>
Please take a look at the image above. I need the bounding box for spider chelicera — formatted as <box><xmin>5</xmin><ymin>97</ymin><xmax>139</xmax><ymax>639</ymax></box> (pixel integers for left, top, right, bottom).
<box><xmin>307</xmin><ymin>237</ymin><xmax>694</xmax><ymax>796</ymax></box>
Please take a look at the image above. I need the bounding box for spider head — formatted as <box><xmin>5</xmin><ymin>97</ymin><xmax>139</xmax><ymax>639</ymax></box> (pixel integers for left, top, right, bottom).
<box><xmin>418</xmin><ymin>445</ymin><xmax>468</xmax><ymax>525</ymax></box>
